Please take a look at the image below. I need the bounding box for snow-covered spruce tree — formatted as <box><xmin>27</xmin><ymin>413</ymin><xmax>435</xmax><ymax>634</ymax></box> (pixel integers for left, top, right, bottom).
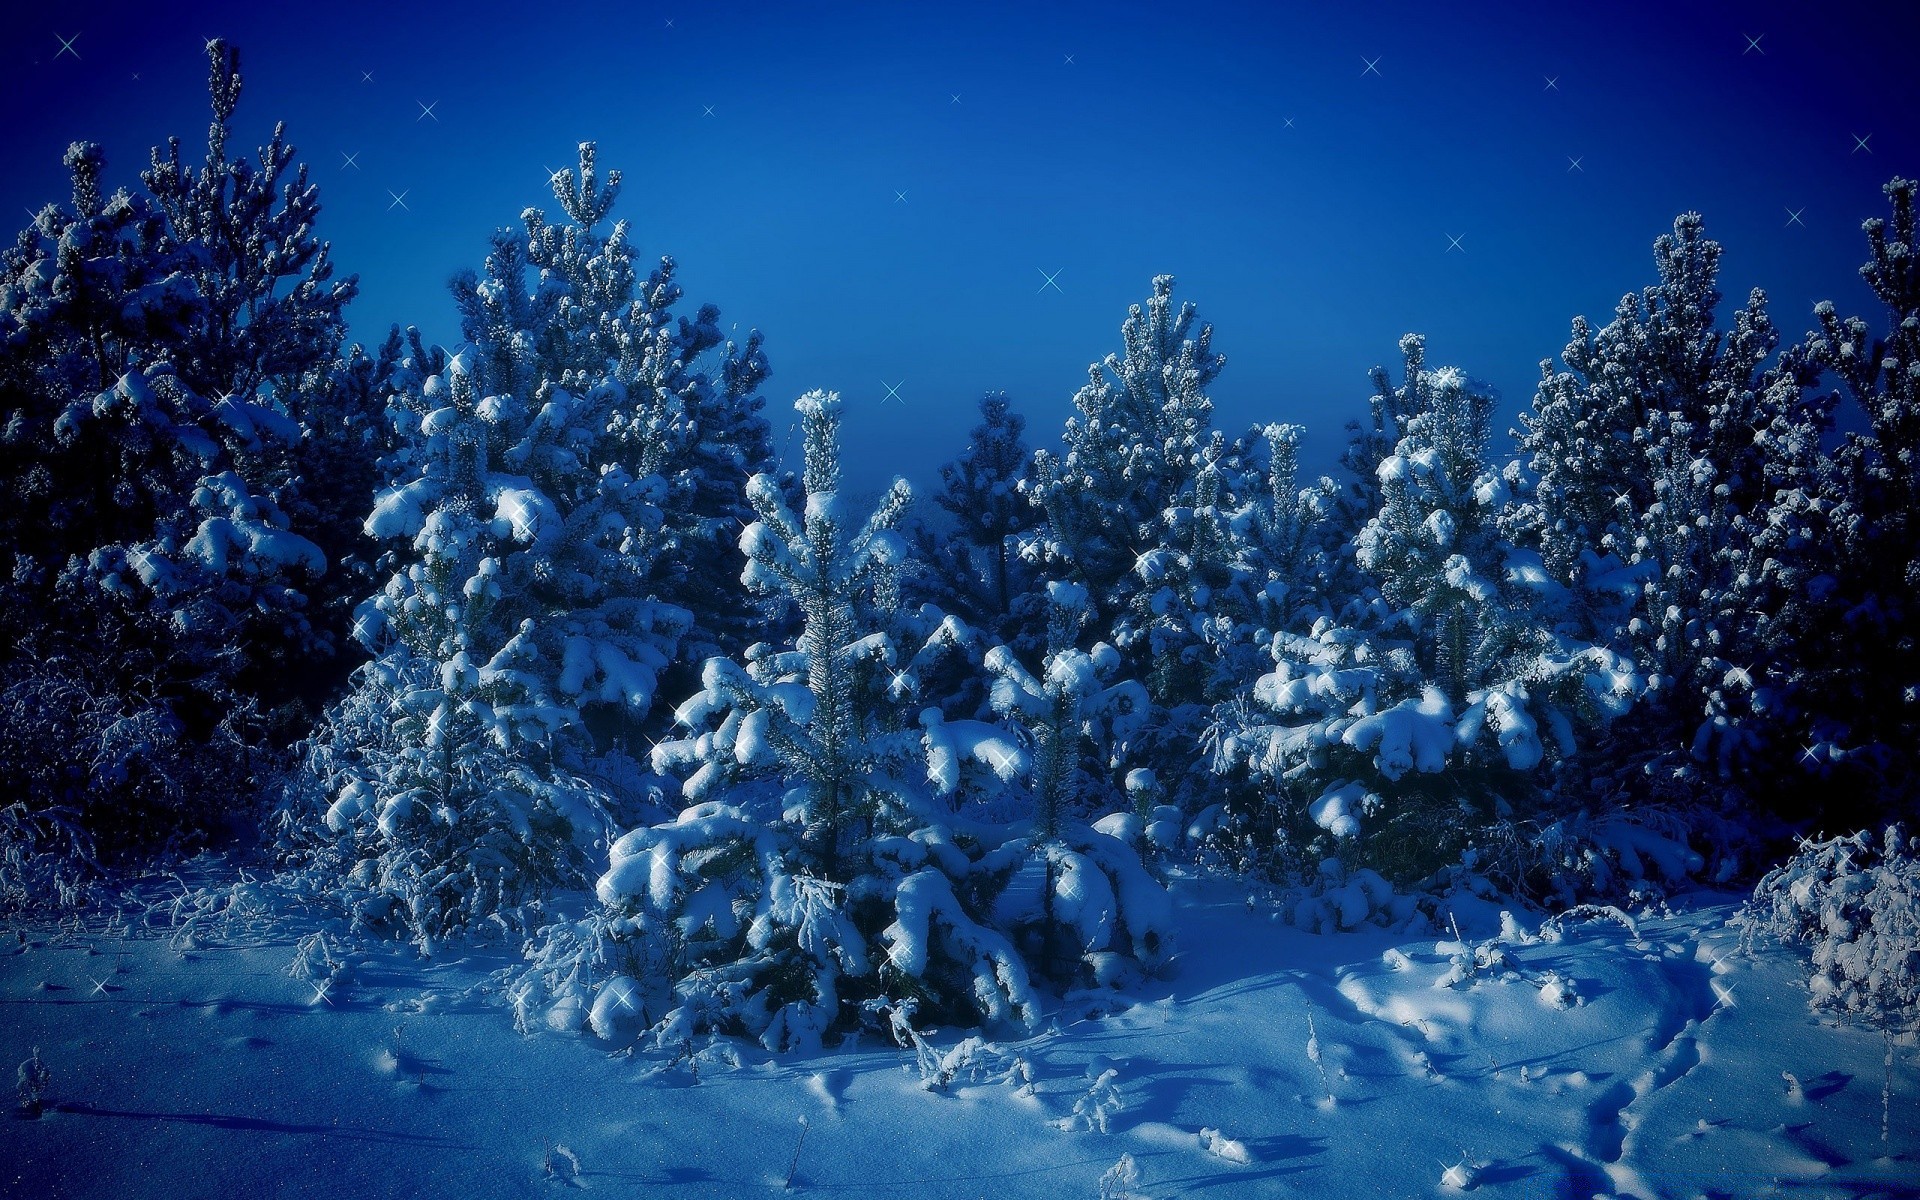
<box><xmin>0</xmin><ymin>45</ymin><xmax>347</xmax><ymax>860</ymax></box>
<box><xmin>1795</xmin><ymin>179</ymin><xmax>1920</xmax><ymax>827</ymax></box>
<box><xmin>1215</xmin><ymin>337</ymin><xmax>1639</xmax><ymax>886</ymax></box>
<box><xmin>1509</xmin><ymin>213</ymin><xmax>1829</xmax><ymax>822</ymax></box>
<box><xmin>578</xmin><ymin>392</ymin><xmax>1168</xmax><ymax>1050</ymax></box>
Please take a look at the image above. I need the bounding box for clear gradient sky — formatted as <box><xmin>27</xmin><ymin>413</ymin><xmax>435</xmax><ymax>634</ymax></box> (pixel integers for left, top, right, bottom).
<box><xmin>4</xmin><ymin>0</ymin><xmax>1916</xmax><ymax>498</ymax></box>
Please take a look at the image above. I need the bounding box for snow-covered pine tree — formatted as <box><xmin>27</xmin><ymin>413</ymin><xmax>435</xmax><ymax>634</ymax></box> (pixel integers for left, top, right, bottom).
<box><xmin>928</xmin><ymin>392</ymin><xmax>1042</xmax><ymax>642</ymax></box>
<box><xmin>277</xmin><ymin>328</ymin><xmax>407</xmax><ymax>712</ymax></box>
<box><xmin>1018</xmin><ymin>274</ymin><xmax>1247</xmax><ymax>826</ymax></box>
<box><xmin>578</xmin><ymin>392</ymin><xmax>1168</xmax><ymax>1049</ymax></box>
<box><xmin>140</xmin><ymin>41</ymin><xmax>355</xmax><ymax>407</ymax></box>
<box><xmin>453</xmin><ymin>142</ymin><xmax>775</xmax><ymax>677</ymax></box>
<box><xmin>1212</xmin><ymin>422</ymin><xmax>1335</xmax><ymax>677</ymax></box>
<box><xmin>980</xmin><ymin>588</ymin><xmax>1168</xmax><ymax>984</ymax></box>
<box><xmin>308</xmin><ymin>145</ymin><xmax>764</xmax><ymax>940</ymax></box>
<box><xmin>1215</xmin><ymin>337</ymin><xmax>1638</xmax><ymax>884</ymax></box>
<box><xmin>1509</xmin><ymin>213</ymin><xmax>1828</xmax><ymax>818</ymax></box>
<box><xmin>1796</xmin><ymin>178</ymin><xmax>1920</xmax><ymax>826</ymax></box>
<box><xmin>0</xmin><ymin>43</ymin><xmax>347</xmax><ymax>858</ymax></box>
<box><xmin>1024</xmin><ymin>276</ymin><xmax>1221</xmax><ymax>670</ymax></box>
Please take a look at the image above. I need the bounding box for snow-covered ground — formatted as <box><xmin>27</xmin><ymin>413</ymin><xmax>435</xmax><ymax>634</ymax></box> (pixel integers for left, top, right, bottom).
<box><xmin>4</xmin><ymin>872</ymin><xmax>1914</xmax><ymax>1199</ymax></box>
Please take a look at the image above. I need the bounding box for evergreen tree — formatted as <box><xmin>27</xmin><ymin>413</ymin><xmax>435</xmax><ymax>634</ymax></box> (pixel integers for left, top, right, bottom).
<box><xmin>0</xmin><ymin>42</ymin><xmax>349</xmax><ymax>857</ymax></box>
<box><xmin>452</xmin><ymin>142</ymin><xmax>774</xmax><ymax>676</ymax></box>
<box><xmin>1798</xmin><ymin>178</ymin><xmax>1920</xmax><ymax>825</ymax></box>
<box><xmin>306</xmin><ymin>144</ymin><xmax>771</xmax><ymax>939</ymax></box>
<box><xmin>930</xmin><ymin>391</ymin><xmax>1042</xmax><ymax>638</ymax></box>
<box><xmin>1215</xmin><ymin>338</ymin><xmax>1637</xmax><ymax>883</ymax></box>
<box><xmin>1510</xmin><ymin>214</ymin><xmax>1828</xmax><ymax>816</ymax></box>
<box><xmin>1024</xmin><ymin>275</ymin><xmax>1222</xmax><ymax>647</ymax></box>
<box><xmin>578</xmin><ymin>393</ymin><xmax>1167</xmax><ymax>1049</ymax></box>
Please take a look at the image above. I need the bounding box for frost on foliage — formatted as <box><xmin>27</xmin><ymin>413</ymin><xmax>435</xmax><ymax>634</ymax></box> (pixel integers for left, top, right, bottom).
<box><xmin>1747</xmin><ymin>827</ymin><xmax>1920</xmax><ymax>1030</ymax></box>
<box><xmin>583</xmin><ymin>393</ymin><xmax>1170</xmax><ymax>1047</ymax></box>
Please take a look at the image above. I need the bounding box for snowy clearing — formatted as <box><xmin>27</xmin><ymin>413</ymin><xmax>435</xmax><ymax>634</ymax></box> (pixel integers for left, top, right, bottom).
<box><xmin>4</xmin><ymin>873</ymin><xmax>1914</xmax><ymax>1199</ymax></box>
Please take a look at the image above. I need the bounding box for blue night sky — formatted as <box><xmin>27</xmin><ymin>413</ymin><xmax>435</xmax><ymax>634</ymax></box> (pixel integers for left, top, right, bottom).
<box><xmin>4</xmin><ymin>0</ymin><xmax>1916</xmax><ymax>499</ymax></box>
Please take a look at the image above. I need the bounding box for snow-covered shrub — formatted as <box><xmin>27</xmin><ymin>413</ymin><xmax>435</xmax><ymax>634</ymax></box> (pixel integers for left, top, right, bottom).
<box><xmin>580</xmin><ymin>392</ymin><xmax>1171</xmax><ymax>1048</ymax></box>
<box><xmin>1098</xmin><ymin>1153</ymin><xmax>1143</xmax><ymax>1200</ymax></box>
<box><xmin>1747</xmin><ymin>827</ymin><xmax>1920</xmax><ymax>1030</ymax></box>
<box><xmin>14</xmin><ymin>1048</ymin><xmax>50</xmax><ymax>1119</ymax></box>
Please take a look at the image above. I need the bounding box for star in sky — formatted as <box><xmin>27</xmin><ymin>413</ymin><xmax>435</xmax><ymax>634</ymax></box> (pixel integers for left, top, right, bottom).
<box><xmin>1445</xmin><ymin>233</ymin><xmax>1465</xmax><ymax>253</ymax></box>
<box><xmin>417</xmin><ymin>101</ymin><xmax>438</xmax><ymax>122</ymax></box>
<box><xmin>361</xmin><ymin>70</ymin><xmax>373</xmax><ymax>82</ymax></box>
<box><xmin>1785</xmin><ymin>207</ymin><xmax>1805</xmax><ymax>227</ymax></box>
<box><xmin>894</xmin><ymin>190</ymin><xmax>907</xmax><ymax>203</ymax></box>
<box><xmin>55</xmin><ymin>32</ymin><xmax>80</xmax><ymax>60</ymax></box>
<box><xmin>1037</xmin><ymin>268</ymin><xmax>1063</xmax><ymax>294</ymax></box>
<box><xmin>703</xmin><ymin>105</ymin><xmax>715</xmax><ymax>116</ymax></box>
<box><xmin>387</xmin><ymin>189</ymin><xmax>410</xmax><ymax>211</ymax></box>
<box><xmin>342</xmin><ymin>152</ymin><xmax>360</xmax><ymax>170</ymax></box>
<box><xmin>1361</xmin><ymin>56</ymin><xmax>1381</xmax><ymax>77</ymax></box>
<box><xmin>1567</xmin><ymin>156</ymin><xmax>1585</xmax><ymax>173</ymax></box>
<box><xmin>951</xmin><ymin>93</ymin><xmax>961</xmax><ymax>104</ymax></box>
<box><xmin>1283</xmin><ymin>117</ymin><xmax>1295</xmax><ymax>129</ymax></box>
<box><xmin>1852</xmin><ymin>133</ymin><xmax>1872</xmax><ymax>155</ymax></box>
<box><xmin>1743</xmin><ymin>33</ymin><xmax>1764</xmax><ymax>56</ymax></box>
<box><xmin>882</xmin><ymin>380</ymin><xmax>905</xmax><ymax>404</ymax></box>
<box><xmin>1544</xmin><ymin>75</ymin><xmax>1559</xmax><ymax>91</ymax></box>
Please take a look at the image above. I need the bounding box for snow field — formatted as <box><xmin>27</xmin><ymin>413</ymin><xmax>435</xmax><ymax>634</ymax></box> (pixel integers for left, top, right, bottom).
<box><xmin>4</xmin><ymin>875</ymin><xmax>1916</xmax><ymax>1199</ymax></box>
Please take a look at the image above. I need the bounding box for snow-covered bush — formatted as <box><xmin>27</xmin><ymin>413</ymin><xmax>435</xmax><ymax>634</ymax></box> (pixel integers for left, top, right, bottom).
<box><xmin>1747</xmin><ymin>827</ymin><xmax>1920</xmax><ymax>1030</ymax></box>
<box><xmin>577</xmin><ymin>392</ymin><xmax>1171</xmax><ymax>1049</ymax></box>
<box><xmin>14</xmin><ymin>1048</ymin><xmax>50</xmax><ymax>1119</ymax></box>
